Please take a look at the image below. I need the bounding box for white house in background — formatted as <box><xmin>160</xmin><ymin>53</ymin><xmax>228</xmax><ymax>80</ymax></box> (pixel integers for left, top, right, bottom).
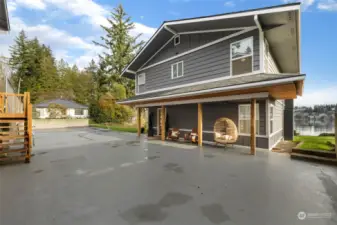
<box><xmin>34</xmin><ymin>99</ymin><xmax>89</xmax><ymax>119</ymax></box>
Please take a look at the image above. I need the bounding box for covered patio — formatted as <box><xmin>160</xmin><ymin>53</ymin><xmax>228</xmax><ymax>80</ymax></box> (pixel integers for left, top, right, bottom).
<box><xmin>118</xmin><ymin>73</ymin><xmax>305</xmax><ymax>154</ymax></box>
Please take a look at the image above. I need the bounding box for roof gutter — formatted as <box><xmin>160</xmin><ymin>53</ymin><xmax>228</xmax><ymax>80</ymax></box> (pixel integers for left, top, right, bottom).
<box><xmin>118</xmin><ymin>75</ymin><xmax>305</xmax><ymax>104</ymax></box>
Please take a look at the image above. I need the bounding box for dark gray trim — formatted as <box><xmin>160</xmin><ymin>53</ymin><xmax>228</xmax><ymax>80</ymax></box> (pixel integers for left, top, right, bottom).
<box><xmin>284</xmin><ymin>99</ymin><xmax>294</xmax><ymax>140</ymax></box>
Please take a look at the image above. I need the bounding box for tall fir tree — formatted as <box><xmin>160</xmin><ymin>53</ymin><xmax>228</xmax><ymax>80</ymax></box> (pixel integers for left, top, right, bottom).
<box><xmin>93</xmin><ymin>4</ymin><xmax>143</xmax><ymax>98</ymax></box>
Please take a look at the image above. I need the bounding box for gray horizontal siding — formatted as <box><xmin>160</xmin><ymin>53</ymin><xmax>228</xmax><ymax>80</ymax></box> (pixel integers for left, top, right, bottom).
<box><xmin>145</xmin><ymin>31</ymin><xmax>238</xmax><ymax>66</ymax></box>
<box><xmin>137</xmin><ymin>29</ymin><xmax>260</xmax><ymax>94</ymax></box>
<box><xmin>147</xmin><ymin>99</ymin><xmax>268</xmax><ymax>149</ymax></box>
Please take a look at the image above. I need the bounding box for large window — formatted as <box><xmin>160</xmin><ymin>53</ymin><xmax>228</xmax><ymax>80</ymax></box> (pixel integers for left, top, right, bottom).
<box><xmin>231</xmin><ymin>37</ymin><xmax>253</xmax><ymax>76</ymax></box>
<box><xmin>239</xmin><ymin>104</ymin><xmax>259</xmax><ymax>135</ymax></box>
<box><xmin>75</xmin><ymin>109</ymin><xmax>84</xmax><ymax>116</ymax></box>
<box><xmin>171</xmin><ymin>61</ymin><xmax>184</xmax><ymax>79</ymax></box>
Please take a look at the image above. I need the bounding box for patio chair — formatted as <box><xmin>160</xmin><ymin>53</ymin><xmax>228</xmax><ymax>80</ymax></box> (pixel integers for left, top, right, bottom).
<box><xmin>168</xmin><ymin>128</ymin><xmax>180</xmax><ymax>141</ymax></box>
<box><xmin>184</xmin><ymin>128</ymin><xmax>198</xmax><ymax>143</ymax></box>
<box><xmin>214</xmin><ymin>118</ymin><xmax>238</xmax><ymax>147</ymax></box>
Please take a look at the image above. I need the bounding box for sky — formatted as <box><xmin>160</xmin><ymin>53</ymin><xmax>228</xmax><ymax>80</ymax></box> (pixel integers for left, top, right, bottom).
<box><xmin>1</xmin><ymin>0</ymin><xmax>337</xmax><ymax>106</ymax></box>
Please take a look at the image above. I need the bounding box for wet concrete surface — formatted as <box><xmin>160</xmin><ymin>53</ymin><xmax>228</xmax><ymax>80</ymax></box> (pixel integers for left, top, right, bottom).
<box><xmin>0</xmin><ymin>127</ymin><xmax>337</xmax><ymax>225</ymax></box>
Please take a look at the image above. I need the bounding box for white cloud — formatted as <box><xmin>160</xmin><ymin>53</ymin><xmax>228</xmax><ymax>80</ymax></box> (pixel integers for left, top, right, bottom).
<box><xmin>3</xmin><ymin>0</ymin><xmax>157</xmax><ymax>68</ymax></box>
<box><xmin>295</xmin><ymin>87</ymin><xmax>337</xmax><ymax>106</ymax></box>
<box><xmin>15</xmin><ymin>0</ymin><xmax>46</xmax><ymax>10</ymax></box>
<box><xmin>224</xmin><ymin>1</ymin><xmax>235</xmax><ymax>7</ymax></box>
<box><xmin>7</xmin><ymin>1</ymin><xmax>17</xmax><ymax>12</ymax></box>
<box><xmin>282</xmin><ymin>0</ymin><xmax>315</xmax><ymax>10</ymax></box>
<box><xmin>317</xmin><ymin>0</ymin><xmax>337</xmax><ymax>10</ymax></box>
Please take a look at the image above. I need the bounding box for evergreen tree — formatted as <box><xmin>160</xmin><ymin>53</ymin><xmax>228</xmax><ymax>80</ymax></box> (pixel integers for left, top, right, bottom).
<box><xmin>93</xmin><ymin>4</ymin><xmax>143</xmax><ymax>98</ymax></box>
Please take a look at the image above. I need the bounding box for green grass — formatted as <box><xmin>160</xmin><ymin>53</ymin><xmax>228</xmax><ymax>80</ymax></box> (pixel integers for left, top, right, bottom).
<box><xmin>90</xmin><ymin>123</ymin><xmax>138</xmax><ymax>133</ymax></box>
<box><xmin>294</xmin><ymin>136</ymin><xmax>336</xmax><ymax>151</ymax></box>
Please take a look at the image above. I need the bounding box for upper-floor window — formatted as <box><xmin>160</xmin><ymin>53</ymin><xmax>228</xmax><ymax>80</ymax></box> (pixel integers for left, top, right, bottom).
<box><xmin>231</xmin><ymin>37</ymin><xmax>253</xmax><ymax>76</ymax></box>
<box><xmin>171</xmin><ymin>61</ymin><xmax>184</xmax><ymax>79</ymax></box>
<box><xmin>174</xmin><ymin>35</ymin><xmax>180</xmax><ymax>46</ymax></box>
<box><xmin>138</xmin><ymin>73</ymin><xmax>146</xmax><ymax>85</ymax></box>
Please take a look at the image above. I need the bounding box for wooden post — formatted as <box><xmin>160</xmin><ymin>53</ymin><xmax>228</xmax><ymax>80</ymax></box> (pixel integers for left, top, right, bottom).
<box><xmin>250</xmin><ymin>99</ymin><xmax>256</xmax><ymax>155</ymax></box>
<box><xmin>137</xmin><ymin>107</ymin><xmax>141</xmax><ymax>137</ymax></box>
<box><xmin>0</xmin><ymin>93</ymin><xmax>4</xmax><ymax>114</ymax></box>
<box><xmin>198</xmin><ymin>103</ymin><xmax>203</xmax><ymax>147</ymax></box>
<box><xmin>161</xmin><ymin>105</ymin><xmax>165</xmax><ymax>141</ymax></box>
<box><xmin>26</xmin><ymin>103</ymin><xmax>32</xmax><ymax>162</ymax></box>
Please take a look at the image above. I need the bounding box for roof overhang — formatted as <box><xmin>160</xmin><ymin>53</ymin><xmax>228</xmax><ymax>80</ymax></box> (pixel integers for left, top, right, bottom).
<box><xmin>0</xmin><ymin>0</ymin><xmax>10</xmax><ymax>32</ymax></box>
<box><xmin>118</xmin><ymin>74</ymin><xmax>305</xmax><ymax>106</ymax></box>
<box><xmin>121</xmin><ymin>3</ymin><xmax>301</xmax><ymax>78</ymax></box>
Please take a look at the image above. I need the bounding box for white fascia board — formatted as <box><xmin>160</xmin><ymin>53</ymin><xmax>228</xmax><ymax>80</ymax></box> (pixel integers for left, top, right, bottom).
<box><xmin>254</xmin><ymin>15</ymin><xmax>265</xmax><ymax>73</ymax></box>
<box><xmin>121</xmin><ymin>24</ymin><xmax>166</xmax><ymax>76</ymax></box>
<box><xmin>138</xmin><ymin>27</ymin><xmax>256</xmax><ymax>72</ymax></box>
<box><xmin>126</xmin><ymin>69</ymin><xmax>136</xmax><ymax>74</ymax></box>
<box><xmin>164</xmin><ymin>25</ymin><xmax>177</xmax><ymax>35</ymax></box>
<box><xmin>178</xmin><ymin>27</ymin><xmax>256</xmax><ymax>35</ymax></box>
<box><xmin>136</xmin><ymin>92</ymin><xmax>269</xmax><ymax>107</ymax></box>
<box><xmin>165</xmin><ymin>4</ymin><xmax>301</xmax><ymax>26</ymax></box>
<box><xmin>139</xmin><ymin>35</ymin><xmax>176</xmax><ymax>70</ymax></box>
<box><xmin>119</xmin><ymin>75</ymin><xmax>305</xmax><ymax>104</ymax></box>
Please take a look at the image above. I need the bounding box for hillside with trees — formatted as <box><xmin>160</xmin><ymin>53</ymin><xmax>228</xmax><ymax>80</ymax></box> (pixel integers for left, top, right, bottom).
<box><xmin>7</xmin><ymin>4</ymin><xmax>142</xmax><ymax>124</ymax></box>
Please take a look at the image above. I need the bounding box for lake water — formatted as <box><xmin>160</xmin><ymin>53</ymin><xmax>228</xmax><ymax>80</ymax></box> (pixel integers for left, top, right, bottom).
<box><xmin>295</xmin><ymin>120</ymin><xmax>335</xmax><ymax>136</ymax></box>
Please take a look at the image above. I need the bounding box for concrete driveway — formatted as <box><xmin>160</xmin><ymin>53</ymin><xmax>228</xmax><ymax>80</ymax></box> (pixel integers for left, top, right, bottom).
<box><xmin>0</xmin><ymin>127</ymin><xmax>336</xmax><ymax>225</ymax></box>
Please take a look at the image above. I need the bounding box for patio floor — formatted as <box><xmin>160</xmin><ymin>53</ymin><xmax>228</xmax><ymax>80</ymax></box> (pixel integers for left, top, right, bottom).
<box><xmin>0</xmin><ymin>127</ymin><xmax>336</xmax><ymax>225</ymax></box>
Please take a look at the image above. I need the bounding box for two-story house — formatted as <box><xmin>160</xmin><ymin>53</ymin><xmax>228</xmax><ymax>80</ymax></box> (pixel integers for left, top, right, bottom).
<box><xmin>118</xmin><ymin>3</ymin><xmax>305</xmax><ymax>153</ymax></box>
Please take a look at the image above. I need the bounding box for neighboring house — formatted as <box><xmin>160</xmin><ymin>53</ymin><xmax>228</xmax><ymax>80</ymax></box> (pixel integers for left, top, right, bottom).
<box><xmin>34</xmin><ymin>99</ymin><xmax>89</xmax><ymax>119</ymax></box>
<box><xmin>118</xmin><ymin>3</ymin><xmax>305</xmax><ymax>151</ymax></box>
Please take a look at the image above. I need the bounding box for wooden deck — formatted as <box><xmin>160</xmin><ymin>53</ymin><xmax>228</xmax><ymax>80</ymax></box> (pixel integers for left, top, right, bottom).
<box><xmin>0</xmin><ymin>92</ymin><xmax>33</xmax><ymax>163</ymax></box>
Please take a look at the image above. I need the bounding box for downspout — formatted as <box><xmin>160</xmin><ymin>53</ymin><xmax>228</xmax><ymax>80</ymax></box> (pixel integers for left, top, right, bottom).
<box><xmin>254</xmin><ymin>15</ymin><xmax>265</xmax><ymax>73</ymax></box>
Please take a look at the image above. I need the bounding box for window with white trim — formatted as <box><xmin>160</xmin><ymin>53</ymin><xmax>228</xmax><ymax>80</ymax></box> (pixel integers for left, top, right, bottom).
<box><xmin>231</xmin><ymin>37</ymin><xmax>253</xmax><ymax>76</ymax></box>
<box><xmin>138</xmin><ymin>73</ymin><xmax>146</xmax><ymax>85</ymax></box>
<box><xmin>174</xmin><ymin>35</ymin><xmax>180</xmax><ymax>46</ymax></box>
<box><xmin>171</xmin><ymin>61</ymin><xmax>184</xmax><ymax>79</ymax></box>
<box><xmin>239</xmin><ymin>104</ymin><xmax>260</xmax><ymax>135</ymax></box>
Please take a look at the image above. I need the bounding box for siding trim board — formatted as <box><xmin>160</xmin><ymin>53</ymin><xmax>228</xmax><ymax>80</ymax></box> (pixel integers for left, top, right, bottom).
<box><xmin>179</xmin><ymin>26</ymin><xmax>256</xmax><ymax>35</ymax></box>
<box><xmin>138</xmin><ymin>27</ymin><xmax>257</xmax><ymax>72</ymax></box>
<box><xmin>137</xmin><ymin>92</ymin><xmax>268</xmax><ymax>108</ymax></box>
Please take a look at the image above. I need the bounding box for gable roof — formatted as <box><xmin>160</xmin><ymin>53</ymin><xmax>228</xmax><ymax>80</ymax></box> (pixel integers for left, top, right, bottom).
<box><xmin>34</xmin><ymin>99</ymin><xmax>88</xmax><ymax>109</ymax></box>
<box><xmin>118</xmin><ymin>73</ymin><xmax>305</xmax><ymax>105</ymax></box>
<box><xmin>121</xmin><ymin>2</ymin><xmax>301</xmax><ymax>78</ymax></box>
<box><xmin>0</xmin><ymin>0</ymin><xmax>10</xmax><ymax>32</ymax></box>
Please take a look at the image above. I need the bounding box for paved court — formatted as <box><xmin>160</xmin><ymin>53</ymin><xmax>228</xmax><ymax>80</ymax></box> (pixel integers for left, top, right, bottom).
<box><xmin>0</xmin><ymin>127</ymin><xmax>336</xmax><ymax>225</ymax></box>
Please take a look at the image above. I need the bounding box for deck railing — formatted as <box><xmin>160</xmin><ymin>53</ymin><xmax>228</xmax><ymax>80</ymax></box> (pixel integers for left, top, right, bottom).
<box><xmin>0</xmin><ymin>92</ymin><xmax>26</xmax><ymax>118</ymax></box>
<box><xmin>0</xmin><ymin>92</ymin><xmax>33</xmax><ymax>163</ymax></box>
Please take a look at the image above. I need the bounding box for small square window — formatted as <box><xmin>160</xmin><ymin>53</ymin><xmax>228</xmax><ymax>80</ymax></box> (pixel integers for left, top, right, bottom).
<box><xmin>171</xmin><ymin>61</ymin><xmax>184</xmax><ymax>79</ymax></box>
<box><xmin>174</xmin><ymin>35</ymin><xmax>180</xmax><ymax>46</ymax></box>
<box><xmin>138</xmin><ymin>73</ymin><xmax>146</xmax><ymax>85</ymax></box>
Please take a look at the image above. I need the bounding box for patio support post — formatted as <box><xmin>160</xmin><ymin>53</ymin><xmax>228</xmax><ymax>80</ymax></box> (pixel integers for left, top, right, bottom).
<box><xmin>137</xmin><ymin>107</ymin><xmax>141</xmax><ymax>137</ymax></box>
<box><xmin>251</xmin><ymin>99</ymin><xmax>256</xmax><ymax>155</ymax></box>
<box><xmin>161</xmin><ymin>105</ymin><xmax>166</xmax><ymax>141</ymax></box>
<box><xmin>198</xmin><ymin>103</ymin><xmax>203</xmax><ymax>147</ymax></box>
